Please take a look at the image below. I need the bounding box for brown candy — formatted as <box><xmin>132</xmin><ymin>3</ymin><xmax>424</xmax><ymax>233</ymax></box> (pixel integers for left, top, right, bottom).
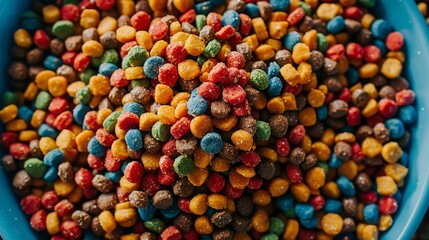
<box><xmin>97</xmin><ymin>193</ymin><xmax>119</xmax><ymax>210</ymax></box>
<box><xmin>176</xmin><ymin>136</ymin><xmax>198</xmax><ymax>156</ymax></box>
<box><xmin>108</xmin><ymin>87</ymin><xmax>127</xmax><ymax>106</ymax></box>
<box><xmin>301</xmin><ymin>153</ymin><xmax>318</xmax><ymax>171</ymax></box>
<box><xmin>72</xmin><ymin>210</ymin><xmax>91</xmax><ymax>229</ymax></box>
<box><xmin>199</xmin><ymin>25</ymin><xmax>215</xmax><ymax>44</ymax></box>
<box><xmin>211</xmin><ymin>101</ymin><xmax>231</xmax><ymax>119</ymax></box>
<box><xmin>343</xmin><ymin>197</ymin><xmax>358</xmax><ymax>217</ymax></box>
<box><xmin>129</xmin><ymin>190</ymin><xmax>149</xmax><ymax>208</ymax></box>
<box><xmin>212</xmin><ymin>228</ymin><xmax>234</xmax><ymax>240</ymax></box>
<box><xmin>289</xmin><ymin>147</ymin><xmax>306</xmax><ymax>165</ymax></box>
<box><xmin>308</xmin><ymin>50</ymin><xmax>324</xmax><ymax>71</ymax></box>
<box><xmin>91</xmin><ymin>217</ymin><xmax>106</xmax><ymax>236</ymax></box>
<box><xmin>100</xmin><ymin>31</ymin><xmax>118</xmax><ymax>49</ymax></box>
<box><xmin>173</xmin><ymin>178</ymin><xmax>195</xmax><ymax>198</ymax></box>
<box><xmin>211</xmin><ymin>211</ymin><xmax>232</xmax><ymax>228</ymax></box>
<box><xmin>144</xmin><ymin>133</ymin><xmax>162</xmax><ymax>153</ymax></box>
<box><xmin>236</xmin><ymin>43</ymin><xmax>253</xmax><ymax>61</ymax></box>
<box><xmin>12</xmin><ymin>170</ymin><xmax>31</xmax><ymax>190</ymax></box>
<box><xmin>355</xmin><ymin>172</ymin><xmax>372</xmax><ymax>192</ymax></box>
<box><xmin>174</xmin><ymin>213</ymin><xmax>193</xmax><ymax>232</ymax></box>
<box><xmin>373</xmin><ymin>122</ymin><xmax>390</xmax><ymax>143</ymax></box>
<box><xmin>8</xmin><ymin>62</ymin><xmax>28</xmax><ymax>81</ymax></box>
<box><xmin>57</xmin><ymin>65</ymin><xmax>78</xmax><ymax>82</ymax></box>
<box><xmin>82</xmin><ymin>200</ymin><xmax>102</xmax><ymax>215</ymax></box>
<box><xmin>220</xmin><ymin>142</ymin><xmax>239</xmax><ymax>160</ymax></box>
<box><xmin>257</xmin><ymin>160</ymin><xmax>276</xmax><ymax>180</ymax></box>
<box><xmin>152</xmin><ymin>190</ymin><xmax>174</xmax><ymax>209</ymax></box>
<box><xmin>334</xmin><ymin>142</ymin><xmax>352</xmax><ymax>161</ymax></box>
<box><xmin>351</xmin><ymin>89</ymin><xmax>370</xmax><ymax>108</ymax></box>
<box><xmin>26</xmin><ymin>48</ymin><xmax>44</xmax><ymax>65</ymax></box>
<box><xmin>2</xmin><ymin>155</ymin><xmax>17</xmax><ymax>172</ymax></box>
<box><xmin>274</xmin><ymin>49</ymin><xmax>292</xmax><ymax>67</ymax></box>
<box><xmin>50</xmin><ymin>38</ymin><xmax>65</xmax><ymax>56</ymax></box>
<box><xmin>82</xmin><ymin>28</ymin><xmax>99</xmax><ymax>42</ymax></box>
<box><xmin>65</xmin><ymin>35</ymin><xmax>83</xmax><ymax>52</ymax></box>
<box><xmin>131</xmin><ymin>86</ymin><xmax>151</xmax><ymax>104</ymax></box>
<box><xmin>92</xmin><ymin>174</ymin><xmax>114</xmax><ymax>193</ymax></box>
<box><xmin>236</xmin><ymin>195</ymin><xmax>253</xmax><ymax>217</ymax></box>
<box><xmin>232</xmin><ymin>214</ymin><xmax>251</xmax><ymax>232</ymax></box>
<box><xmin>328</xmin><ymin>99</ymin><xmax>348</xmax><ymax>118</ymax></box>
<box><xmin>58</xmin><ymin>162</ymin><xmax>74</xmax><ymax>182</ymax></box>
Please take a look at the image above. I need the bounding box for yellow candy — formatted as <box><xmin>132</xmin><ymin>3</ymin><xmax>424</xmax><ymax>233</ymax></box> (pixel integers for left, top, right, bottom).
<box><xmin>361</xmin><ymin>137</ymin><xmax>382</xmax><ymax>158</ymax></box>
<box><xmin>379</xmin><ymin>214</ymin><xmax>393</xmax><ymax>231</ymax></box>
<box><xmin>14</xmin><ymin>29</ymin><xmax>33</xmax><ymax>48</ymax></box>
<box><xmin>43</xmin><ymin>5</ymin><xmax>60</xmax><ymax>24</ymax></box>
<box><xmin>89</xmin><ymin>75</ymin><xmax>111</xmax><ymax>96</ymax></box>
<box><xmin>291</xmin><ymin>183</ymin><xmax>311</xmax><ymax>202</ymax></box>
<box><xmin>99</xmin><ymin>210</ymin><xmax>117</xmax><ymax>234</ymax></box>
<box><xmin>46</xmin><ymin>212</ymin><xmax>61</xmax><ymax>235</ymax></box>
<box><xmin>292</xmin><ymin>43</ymin><xmax>311</xmax><ymax>64</ymax></box>
<box><xmin>178</xmin><ymin>59</ymin><xmax>201</xmax><ymax>80</ymax></box>
<box><xmin>80</xmin><ymin>9</ymin><xmax>100</xmax><ymax>28</ymax></box>
<box><xmin>385</xmin><ymin>163</ymin><xmax>408</xmax><ymax>183</ymax></box>
<box><xmin>97</xmin><ymin>17</ymin><xmax>118</xmax><ymax>35</ymax></box>
<box><xmin>0</xmin><ymin>105</ymin><xmax>18</xmax><ymax>123</ymax></box>
<box><xmin>56</xmin><ymin>129</ymin><xmax>76</xmax><ymax>150</ymax></box>
<box><xmin>190</xmin><ymin>194</ymin><xmax>208</xmax><ymax>215</ymax></box>
<box><xmin>280</xmin><ymin>64</ymin><xmax>301</xmax><ymax>86</ymax></box>
<box><xmin>255</xmin><ymin>44</ymin><xmax>275</xmax><ymax>61</ymax></box>
<box><xmin>185</xmin><ymin>35</ymin><xmax>205</xmax><ymax>57</ymax></box>
<box><xmin>376</xmin><ymin>176</ymin><xmax>397</xmax><ymax>196</ymax></box>
<box><xmin>48</xmin><ymin>76</ymin><xmax>68</xmax><ymax>97</ymax></box>
<box><xmin>321</xmin><ymin>213</ymin><xmax>343</xmax><ymax>236</ymax></box>
<box><xmin>381</xmin><ymin>142</ymin><xmax>403</xmax><ymax>163</ymax></box>
<box><xmin>82</xmin><ymin>40</ymin><xmax>104</xmax><ymax>57</ymax></box>
<box><xmin>135</xmin><ymin>31</ymin><xmax>153</xmax><ymax>51</ymax></box>
<box><xmin>252</xmin><ymin>18</ymin><xmax>269</xmax><ymax>41</ymax></box>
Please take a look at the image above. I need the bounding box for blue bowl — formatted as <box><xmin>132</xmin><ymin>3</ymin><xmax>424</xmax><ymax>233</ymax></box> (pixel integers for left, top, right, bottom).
<box><xmin>1</xmin><ymin>0</ymin><xmax>429</xmax><ymax>239</ymax></box>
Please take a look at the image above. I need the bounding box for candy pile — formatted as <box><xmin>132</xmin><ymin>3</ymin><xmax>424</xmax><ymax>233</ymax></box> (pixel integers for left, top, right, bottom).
<box><xmin>0</xmin><ymin>0</ymin><xmax>417</xmax><ymax>239</ymax></box>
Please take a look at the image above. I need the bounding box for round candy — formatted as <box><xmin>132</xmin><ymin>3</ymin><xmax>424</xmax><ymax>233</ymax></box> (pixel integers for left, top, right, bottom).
<box><xmin>200</xmin><ymin>132</ymin><xmax>224</xmax><ymax>154</ymax></box>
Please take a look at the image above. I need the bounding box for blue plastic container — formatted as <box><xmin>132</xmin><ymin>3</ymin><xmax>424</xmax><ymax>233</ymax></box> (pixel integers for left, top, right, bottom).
<box><xmin>1</xmin><ymin>0</ymin><xmax>429</xmax><ymax>239</ymax></box>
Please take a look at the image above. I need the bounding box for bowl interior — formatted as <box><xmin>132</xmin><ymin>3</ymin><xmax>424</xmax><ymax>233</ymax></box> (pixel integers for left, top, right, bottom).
<box><xmin>1</xmin><ymin>0</ymin><xmax>429</xmax><ymax>239</ymax></box>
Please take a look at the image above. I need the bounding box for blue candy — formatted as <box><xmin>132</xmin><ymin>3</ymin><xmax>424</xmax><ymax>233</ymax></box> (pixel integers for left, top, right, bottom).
<box><xmin>346</xmin><ymin>68</ymin><xmax>359</xmax><ymax>85</ymax></box>
<box><xmin>284</xmin><ymin>31</ymin><xmax>301</xmax><ymax>51</ymax></box>
<box><xmin>83</xmin><ymin>230</ymin><xmax>99</xmax><ymax>240</ymax></box>
<box><xmin>160</xmin><ymin>201</ymin><xmax>180</xmax><ymax>219</ymax></box>
<box><xmin>99</xmin><ymin>63</ymin><xmax>118</xmax><ymax>77</ymax></box>
<box><xmin>393</xmin><ymin>190</ymin><xmax>403</xmax><ymax>204</ymax></box>
<box><xmin>44</xmin><ymin>55</ymin><xmax>63</xmax><ymax>71</ymax></box>
<box><xmin>336</xmin><ymin>176</ymin><xmax>356</xmax><ymax>197</ymax></box>
<box><xmin>194</xmin><ymin>1</ymin><xmax>213</xmax><ymax>15</ymax></box>
<box><xmin>374</xmin><ymin>40</ymin><xmax>387</xmax><ymax>55</ymax></box>
<box><xmin>270</xmin><ymin>0</ymin><xmax>289</xmax><ymax>11</ymax></box>
<box><xmin>18</xmin><ymin>106</ymin><xmax>33</xmax><ymax>122</ymax></box>
<box><xmin>210</xmin><ymin>0</ymin><xmax>224</xmax><ymax>6</ymax></box>
<box><xmin>385</xmin><ymin>118</ymin><xmax>405</xmax><ymax>139</ymax></box>
<box><xmin>363</xmin><ymin>203</ymin><xmax>380</xmax><ymax>224</ymax></box>
<box><xmin>299</xmin><ymin>216</ymin><xmax>318</xmax><ymax>229</ymax></box>
<box><xmin>125</xmin><ymin>129</ymin><xmax>143</xmax><ymax>150</ymax></box>
<box><xmin>138</xmin><ymin>200</ymin><xmax>156</xmax><ymax>221</ymax></box>
<box><xmin>316</xmin><ymin>105</ymin><xmax>328</xmax><ymax>121</ymax></box>
<box><xmin>73</xmin><ymin>104</ymin><xmax>92</xmax><ymax>125</ymax></box>
<box><xmin>266</xmin><ymin>77</ymin><xmax>283</xmax><ymax>97</ymax></box>
<box><xmin>187</xmin><ymin>94</ymin><xmax>208</xmax><ymax>116</ymax></box>
<box><xmin>294</xmin><ymin>203</ymin><xmax>314</xmax><ymax>220</ymax></box>
<box><xmin>200</xmin><ymin>132</ymin><xmax>224</xmax><ymax>154</ymax></box>
<box><xmin>21</xmin><ymin>18</ymin><xmax>44</xmax><ymax>32</ymax></box>
<box><xmin>43</xmin><ymin>149</ymin><xmax>64</xmax><ymax>167</ymax></box>
<box><xmin>398</xmin><ymin>105</ymin><xmax>417</xmax><ymax>125</ymax></box>
<box><xmin>38</xmin><ymin>123</ymin><xmax>58</xmax><ymax>139</ymax></box>
<box><xmin>339</xmin><ymin>125</ymin><xmax>354</xmax><ymax>133</ymax></box>
<box><xmin>104</xmin><ymin>170</ymin><xmax>122</xmax><ymax>183</ymax></box>
<box><xmin>328</xmin><ymin>153</ymin><xmax>343</xmax><ymax>168</ymax></box>
<box><xmin>143</xmin><ymin>56</ymin><xmax>165</xmax><ymax>78</ymax></box>
<box><xmin>87</xmin><ymin>137</ymin><xmax>107</xmax><ymax>158</ymax></box>
<box><xmin>201</xmin><ymin>235</ymin><xmax>213</xmax><ymax>240</ymax></box>
<box><xmin>399</xmin><ymin>151</ymin><xmax>409</xmax><ymax>166</ymax></box>
<box><xmin>276</xmin><ymin>193</ymin><xmax>294</xmax><ymax>211</ymax></box>
<box><xmin>327</xmin><ymin>16</ymin><xmax>346</xmax><ymax>34</ymax></box>
<box><xmin>43</xmin><ymin>166</ymin><xmax>58</xmax><ymax>182</ymax></box>
<box><xmin>246</xmin><ymin>4</ymin><xmax>260</xmax><ymax>18</ymax></box>
<box><xmin>370</xmin><ymin>19</ymin><xmax>393</xmax><ymax>39</ymax></box>
<box><xmin>268</xmin><ymin>62</ymin><xmax>280</xmax><ymax>78</ymax></box>
<box><xmin>191</xmin><ymin>87</ymin><xmax>199</xmax><ymax>98</ymax></box>
<box><xmin>222</xmin><ymin>10</ymin><xmax>240</xmax><ymax>30</ymax></box>
<box><xmin>205</xmin><ymin>207</ymin><xmax>216</xmax><ymax>217</ymax></box>
<box><xmin>123</xmin><ymin>102</ymin><xmax>145</xmax><ymax>116</ymax></box>
<box><xmin>324</xmin><ymin>199</ymin><xmax>343</xmax><ymax>213</ymax></box>
<box><xmin>121</xmin><ymin>160</ymin><xmax>131</xmax><ymax>173</ymax></box>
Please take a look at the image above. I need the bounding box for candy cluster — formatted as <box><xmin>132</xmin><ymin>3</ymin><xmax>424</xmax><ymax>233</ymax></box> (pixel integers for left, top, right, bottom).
<box><xmin>0</xmin><ymin>0</ymin><xmax>416</xmax><ymax>239</ymax></box>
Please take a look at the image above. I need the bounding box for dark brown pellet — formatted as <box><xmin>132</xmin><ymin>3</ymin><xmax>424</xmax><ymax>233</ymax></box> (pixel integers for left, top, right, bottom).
<box><xmin>324</xmin><ymin>77</ymin><xmax>343</xmax><ymax>93</ymax></box>
<box><xmin>26</xmin><ymin>48</ymin><xmax>44</xmax><ymax>65</ymax></box>
<box><xmin>289</xmin><ymin>147</ymin><xmax>306</xmax><ymax>165</ymax></box>
<box><xmin>211</xmin><ymin>211</ymin><xmax>232</xmax><ymax>228</ymax></box>
<box><xmin>269</xmin><ymin>114</ymin><xmax>288</xmax><ymax>138</ymax></box>
<box><xmin>343</xmin><ymin>198</ymin><xmax>358</xmax><ymax>217</ymax></box>
<box><xmin>176</xmin><ymin>136</ymin><xmax>198</xmax><ymax>156</ymax></box>
<box><xmin>257</xmin><ymin>160</ymin><xmax>276</xmax><ymax>180</ymax></box>
<box><xmin>97</xmin><ymin>193</ymin><xmax>119</xmax><ymax>210</ymax></box>
<box><xmin>140</xmin><ymin>232</ymin><xmax>157</xmax><ymax>240</ymax></box>
<box><xmin>212</xmin><ymin>228</ymin><xmax>234</xmax><ymax>240</ymax></box>
<box><xmin>355</xmin><ymin>172</ymin><xmax>372</xmax><ymax>192</ymax></box>
<box><xmin>355</xmin><ymin>125</ymin><xmax>374</xmax><ymax>142</ymax></box>
<box><xmin>57</xmin><ymin>65</ymin><xmax>78</xmax><ymax>82</ymax></box>
<box><xmin>284</xmin><ymin>111</ymin><xmax>299</xmax><ymax>127</ymax></box>
<box><xmin>117</xmin><ymin>15</ymin><xmax>130</xmax><ymax>27</ymax></box>
<box><xmin>108</xmin><ymin>87</ymin><xmax>127</xmax><ymax>106</ymax></box>
<box><xmin>65</xmin><ymin>35</ymin><xmax>83</xmax><ymax>52</ymax></box>
<box><xmin>227</xmin><ymin>0</ymin><xmax>246</xmax><ymax>12</ymax></box>
<box><xmin>144</xmin><ymin>133</ymin><xmax>162</xmax><ymax>153</ymax></box>
<box><xmin>82</xmin><ymin>28</ymin><xmax>99</xmax><ymax>42</ymax></box>
<box><xmin>211</xmin><ymin>101</ymin><xmax>231</xmax><ymax>119</ymax></box>
<box><xmin>238</xmin><ymin>116</ymin><xmax>257</xmax><ymax>134</ymax></box>
<box><xmin>82</xmin><ymin>200</ymin><xmax>102</xmax><ymax>215</ymax></box>
<box><xmin>220</xmin><ymin>142</ymin><xmax>239</xmax><ymax>160</ymax></box>
<box><xmin>2</xmin><ymin>155</ymin><xmax>17</xmax><ymax>172</ymax></box>
<box><xmin>173</xmin><ymin>178</ymin><xmax>195</xmax><ymax>198</ymax></box>
<box><xmin>236</xmin><ymin>195</ymin><xmax>253</xmax><ymax>217</ymax></box>
<box><xmin>72</xmin><ymin>210</ymin><xmax>91</xmax><ymax>229</ymax></box>
<box><xmin>152</xmin><ymin>190</ymin><xmax>174</xmax><ymax>209</ymax></box>
<box><xmin>58</xmin><ymin>162</ymin><xmax>74</xmax><ymax>182</ymax></box>
<box><xmin>343</xmin><ymin>218</ymin><xmax>356</xmax><ymax>232</ymax></box>
<box><xmin>50</xmin><ymin>38</ymin><xmax>65</xmax><ymax>56</ymax></box>
<box><xmin>251</xmin><ymin>61</ymin><xmax>268</xmax><ymax>72</ymax></box>
<box><xmin>232</xmin><ymin>214</ymin><xmax>251</xmax><ymax>232</ymax></box>
<box><xmin>91</xmin><ymin>217</ymin><xmax>106</xmax><ymax>236</ymax></box>
<box><xmin>166</xmin><ymin>0</ymin><xmax>180</xmax><ymax>17</ymax></box>
<box><xmin>356</xmin><ymin>29</ymin><xmax>373</xmax><ymax>46</ymax></box>
<box><xmin>182</xmin><ymin>22</ymin><xmax>198</xmax><ymax>35</ymax></box>
<box><xmin>8</xmin><ymin>62</ymin><xmax>28</xmax><ymax>81</ymax></box>
<box><xmin>379</xmin><ymin>85</ymin><xmax>396</xmax><ymax>99</ymax></box>
<box><xmin>131</xmin><ymin>86</ymin><xmax>151</xmax><ymax>104</ymax></box>
<box><xmin>345</xmin><ymin>19</ymin><xmax>362</xmax><ymax>34</ymax></box>
<box><xmin>173</xmin><ymin>213</ymin><xmax>193</xmax><ymax>232</ymax></box>
<box><xmin>301</xmin><ymin>153</ymin><xmax>318</xmax><ymax>171</ymax></box>
<box><xmin>179</xmin><ymin>78</ymin><xmax>200</xmax><ymax>92</ymax></box>
<box><xmin>257</xmin><ymin>1</ymin><xmax>273</xmax><ymax>21</ymax></box>
<box><xmin>373</xmin><ymin>122</ymin><xmax>390</xmax><ymax>143</ymax></box>
<box><xmin>129</xmin><ymin>190</ymin><xmax>149</xmax><ymax>208</ymax></box>
<box><xmin>334</xmin><ymin>142</ymin><xmax>352</xmax><ymax>161</ymax></box>
<box><xmin>92</xmin><ymin>174</ymin><xmax>114</xmax><ymax>193</ymax></box>
<box><xmin>135</xmin><ymin>0</ymin><xmax>153</xmax><ymax>14</ymax></box>
<box><xmin>308</xmin><ymin>50</ymin><xmax>324</xmax><ymax>71</ymax></box>
<box><xmin>323</xmin><ymin>57</ymin><xmax>339</xmax><ymax>75</ymax></box>
<box><xmin>329</xmin><ymin>99</ymin><xmax>348</xmax><ymax>118</ymax></box>
<box><xmin>351</xmin><ymin>89</ymin><xmax>370</xmax><ymax>108</ymax></box>
<box><xmin>236</xmin><ymin>43</ymin><xmax>253</xmax><ymax>61</ymax></box>
<box><xmin>199</xmin><ymin>25</ymin><xmax>215</xmax><ymax>44</ymax></box>
<box><xmin>100</xmin><ymin>31</ymin><xmax>118</xmax><ymax>49</ymax></box>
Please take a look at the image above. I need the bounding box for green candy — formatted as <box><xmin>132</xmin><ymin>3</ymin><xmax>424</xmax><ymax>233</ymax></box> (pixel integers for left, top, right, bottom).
<box><xmin>131</xmin><ymin>79</ymin><xmax>150</xmax><ymax>89</ymax></box>
<box><xmin>300</xmin><ymin>2</ymin><xmax>312</xmax><ymax>16</ymax></box>
<box><xmin>151</xmin><ymin>121</ymin><xmax>171</xmax><ymax>142</ymax></box>
<box><xmin>196</xmin><ymin>55</ymin><xmax>208</xmax><ymax>67</ymax></box>
<box><xmin>79</xmin><ymin>69</ymin><xmax>97</xmax><ymax>84</ymax></box>
<box><xmin>359</xmin><ymin>0</ymin><xmax>375</xmax><ymax>7</ymax></box>
<box><xmin>143</xmin><ymin>218</ymin><xmax>165</xmax><ymax>233</ymax></box>
<box><xmin>269</xmin><ymin>217</ymin><xmax>285</xmax><ymax>235</ymax></box>
<box><xmin>255</xmin><ymin>120</ymin><xmax>271</xmax><ymax>141</ymax></box>
<box><xmin>250</xmin><ymin>69</ymin><xmax>269</xmax><ymax>90</ymax></box>
<box><xmin>121</xmin><ymin>55</ymin><xmax>132</xmax><ymax>69</ymax></box>
<box><xmin>317</xmin><ymin>33</ymin><xmax>328</xmax><ymax>53</ymax></box>
<box><xmin>91</xmin><ymin>57</ymin><xmax>102</xmax><ymax>68</ymax></box>
<box><xmin>317</xmin><ymin>162</ymin><xmax>329</xmax><ymax>174</ymax></box>
<box><xmin>195</xmin><ymin>15</ymin><xmax>207</xmax><ymax>32</ymax></box>
<box><xmin>128</xmin><ymin>46</ymin><xmax>149</xmax><ymax>67</ymax></box>
<box><xmin>103</xmin><ymin>111</ymin><xmax>121</xmax><ymax>133</ymax></box>
<box><xmin>52</xmin><ymin>20</ymin><xmax>74</xmax><ymax>39</ymax></box>
<box><xmin>24</xmin><ymin>158</ymin><xmax>46</xmax><ymax>178</ymax></box>
<box><xmin>2</xmin><ymin>91</ymin><xmax>20</xmax><ymax>107</ymax></box>
<box><xmin>76</xmin><ymin>87</ymin><xmax>93</xmax><ymax>104</ymax></box>
<box><xmin>204</xmin><ymin>40</ymin><xmax>221</xmax><ymax>58</ymax></box>
<box><xmin>173</xmin><ymin>155</ymin><xmax>194</xmax><ymax>177</ymax></box>
<box><xmin>284</xmin><ymin>207</ymin><xmax>295</xmax><ymax>218</ymax></box>
<box><xmin>101</xmin><ymin>49</ymin><xmax>119</xmax><ymax>65</ymax></box>
<box><xmin>261</xmin><ymin>233</ymin><xmax>279</xmax><ymax>240</ymax></box>
<box><xmin>35</xmin><ymin>91</ymin><xmax>52</xmax><ymax>110</ymax></box>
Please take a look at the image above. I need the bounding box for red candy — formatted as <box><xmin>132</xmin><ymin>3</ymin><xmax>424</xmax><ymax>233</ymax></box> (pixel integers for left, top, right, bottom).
<box><xmin>351</xmin><ymin>143</ymin><xmax>365</xmax><ymax>162</ymax></box>
<box><xmin>309</xmin><ymin>195</ymin><xmax>326</xmax><ymax>211</ymax></box>
<box><xmin>61</xmin><ymin>51</ymin><xmax>77</xmax><ymax>65</ymax></box>
<box><xmin>395</xmin><ymin>89</ymin><xmax>415</xmax><ymax>106</ymax></box>
<box><xmin>239</xmin><ymin>14</ymin><xmax>252</xmax><ymax>36</ymax></box>
<box><xmin>1</xmin><ymin>132</ymin><xmax>18</xmax><ymax>149</ymax></box>
<box><xmin>198</xmin><ymin>82</ymin><xmax>221</xmax><ymax>101</ymax></box>
<box><xmin>120</xmin><ymin>41</ymin><xmax>138</xmax><ymax>58</ymax></box>
<box><xmin>141</xmin><ymin>173</ymin><xmax>160</xmax><ymax>196</ymax></box>
<box><xmin>363</xmin><ymin>45</ymin><xmax>382</xmax><ymax>63</ymax></box>
<box><xmin>208</xmin><ymin>62</ymin><xmax>228</xmax><ymax>83</ymax></box>
<box><xmin>20</xmin><ymin>194</ymin><xmax>41</xmax><ymax>215</ymax></box>
<box><xmin>73</xmin><ymin>52</ymin><xmax>91</xmax><ymax>72</ymax></box>
<box><xmin>226</xmin><ymin>51</ymin><xmax>246</xmax><ymax>69</ymax></box>
<box><xmin>347</xmin><ymin>106</ymin><xmax>361</xmax><ymax>126</ymax></box>
<box><xmin>338</xmin><ymin>88</ymin><xmax>351</xmax><ymax>103</ymax></box>
<box><xmin>178</xmin><ymin>198</ymin><xmax>192</xmax><ymax>213</ymax></box>
<box><xmin>179</xmin><ymin>9</ymin><xmax>197</xmax><ymax>23</ymax></box>
<box><xmin>298</xmin><ymin>228</ymin><xmax>316</xmax><ymax>240</ymax></box>
<box><xmin>159</xmin><ymin>155</ymin><xmax>174</xmax><ymax>174</ymax></box>
<box><xmin>276</xmin><ymin>137</ymin><xmax>291</xmax><ymax>156</ymax></box>
<box><xmin>9</xmin><ymin>142</ymin><xmax>31</xmax><ymax>160</ymax></box>
<box><xmin>346</xmin><ymin>43</ymin><xmax>364</xmax><ymax>61</ymax></box>
<box><xmin>117</xmin><ymin>112</ymin><xmax>139</xmax><ymax>130</ymax></box>
<box><xmin>131</xmin><ymin>11</ymin><xmax>152</xmax><ymax>31</ymax></box>
<box><xmin>223</xmin><ymin>67</ymin><xmax>240</xmax><ymax>86</ymax></box>
<box><xmin>124</xmin><ymin>161</ymin><xmax>144</xmax><ymax>183</ymax></box>
<box><xmin>326</xmin><ymin>44</ymin><xmax>345</xmax><ymax>61</ymax></box>
<box><xmin>117</xmin><ymin>186</ymin><xmax>130</xmax><ymax>202</ymax></box>
<box><xmin>247</xmin><ymin>176</ymin><xmax>263</xmax><ymax>190</ymax></box>
<box><xmin>215</xmin><ymin>25</ymin><xmax>236</xmax><ymax>41</ymax></box>
<box><xmin>344</xmin><ymin>6</ymin><xmax>364</xmax><ymax>21</ymax></box>
<box><xmin>207</xmin><ymin>172</ymin><xmax>226</xmax><ymax>193</ymax></box>
<box><xmin>74</xmin><ymin>168</ymin><xmax>93</xmax><ymax>189</ymax></box>
<box><xmin>170</xmin><ymin>117</ymin><xmax>191</xmax><ymax>139</ymax></box>
<box><xmin>183</xmin><ymin>230</ymin><xmax>198</xmax><ymax>240</ymax></box>
<box><xmin>224</xmin><ymin>183</ymin><xmax>244</xmax><ymax>199</ymax></box>
<box><xmin>287</xmin><ymin>124</ymin><xmax>306</xmax><ymax>145</ymax></box>
<box><xmin>207</xmin><ymin>12</ymin><xmax>222</xmax><ymax>32</ymax></box>
<box><xmin>284</xmin><ymin>84</ymin><xmax>303</xmax><ymax>96</ymax></box>
<box><xmin>158</xmin><ymin>63</ymin><xmax>179</xmax><ymax>87</ymax></box>
<box><xmin>95</xmin><ymin>0</ymin><xmax>115</xmax><ymax>10</ymax></box>
<box><xmin>60</xmin><ymin>4</ymin><xmax>80</xmax><ymax>22</ymax></box>
<box><xmin>83</xmin><ymin>111</ymin><xmax>100</xmax><ymax>130</ymax></box>
<box><xmin>54</xmin><ymin>199</ymin><xmax>74</xmax><ymax>217</ymax></box>
<box><xmin>386</xmin><ymin>32</ymin><xmax>404</xmax><ymax>51</ymax></box>
<box><xmin>166</xmin><ymin>44</ymin><xmax>188</xmax><ymax>65</ymax></box>
<box><xmin>286</xmin><ymin>163</ymin><xmax>303</xmax><ymax>183</ymax></box>
<box><xmin>379</xmin><ymin>196</ymin><xmax>398</xmax><ymax>214</ymax></box>
<box><xmin>110</xmin><ymin>69</ymin><xmax>128</xmax><ymax>88</ymax></box>
<box><xmin>287</xmin><ymin>7</ymin><xmax>305</xmax><ymax>25</ymax></box>
<box><xmin>87</xmin><ymin>154</ymin><xmax>104</xmax><ymax>170</ymax></box>
<box><xmin>61</xmin><ymin>220</ymin><xmax>82</xmax><ymax>240</ymax></box>
<box><xmin>33</xmin><ymin>30</ymin><xmax>51</xmax><ymax>50</ymax></box>
<box><xmin>366</xmin><ymin>112</ymin><xmax>385</xmax><ymax>127</ymax></box>
<box><xmin>161</xmin><ymin>226</ymin><xmax>182</xmax><ymax>240</ymax></box>
<box><xmin>162</xmin><ymin>139</ymin><xmax>179</xmax><ymax>158</ymax></box>
<box><xmin>45</xmin><ymin>113</ymin><xmax>57</xmax><ymax>127</ymax></box>
<box><xmin>30</xmin><ymin>210</ymin><xmax>47</xmax><ymax>231</ymax></box>
<box><xmin>96</xmin><ymin>128</ymin><xmax>116</xmax><ymax>147</ymax></box>
<box><xmin>232</xmin><ymin>99</ymin><xmax>251</xmax><ymax>116</ymax></box>
<box><xmin>48</xmin><ymin>97</ymin><xmax>69</xmax><ymax>115</ymax></box>
<box><xmin>240</xmin><ymin>151</ymin><xmax>261</xmax><ymax>168</ymax></box>
<box><xmin>223</xmin><ymin>85</ymin><xmax>246</xmax><ymax>105</ymax></box>
<box><xmin>41</xmin><ymin>191</ymin><xmax>59</xmax><ymax>210</ymax></box>
<box><xmin>158</xmin><ymin>171</ymin><xmax>176</xmax><ymax>186</ymax></box>
<box><xmin>149</xmin><ymin>21</ymin><xmax>168</xmax><ymax>41</ymax></box>
<box><xmin>105</xmin><ymin>150</ymin><xmax>122</xmax><ymax>171</ymax></box>
<box><xmin>358</xmin><ymin>191</ymin><xmax>378</xmax><ymax>204</ymax></box>
<box><xmin>378</xmin><ymin>98</ymin><xmax>398</xmax><ymax>118</ymax></box>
